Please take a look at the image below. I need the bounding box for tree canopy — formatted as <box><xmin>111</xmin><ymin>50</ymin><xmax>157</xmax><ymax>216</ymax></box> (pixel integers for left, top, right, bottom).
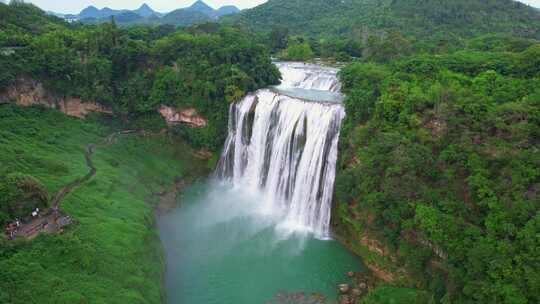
<box><xmin>336</xmin><ymin>38</ymin><xmax>540</xmax><ymax>304</ymax></box>
<box><xmin>0</xmin><ymin>2</ymin><xmax>280</xmax><ymax>149</ymax></box>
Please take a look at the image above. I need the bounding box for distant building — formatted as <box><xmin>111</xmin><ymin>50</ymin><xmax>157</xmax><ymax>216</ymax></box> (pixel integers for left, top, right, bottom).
<box><xmin>63</xmin><ymin>14</ymin><xmax>79</xmax><ymax>23</ymax></box>
<box><xmin>0</xmin><ymin>47</ymin><xmax>23</xmax><ymax>56</ymax></box>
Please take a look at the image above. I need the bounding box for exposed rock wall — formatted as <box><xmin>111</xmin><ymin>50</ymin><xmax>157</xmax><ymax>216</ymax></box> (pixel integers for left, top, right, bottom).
<box><xmin>0</xmin><ymin>78</ymin><xmax>112</xmax><ymax>118</ymax></box>
<box><xmin>1</xmin><ymin>79</ymin><xmax>209</xmax><ymax>128</ymax></box>
<box><xmin>158</xmin><ymin>105</ymin><xmax>207</xmax><ymax>127</ymax></box>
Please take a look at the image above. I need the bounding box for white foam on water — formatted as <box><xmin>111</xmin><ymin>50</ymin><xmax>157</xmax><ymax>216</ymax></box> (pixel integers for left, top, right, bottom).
<box><xmin>216</xmin><ymin>62</ymin><xmax>345</xmax><ymax>239</ymax></box>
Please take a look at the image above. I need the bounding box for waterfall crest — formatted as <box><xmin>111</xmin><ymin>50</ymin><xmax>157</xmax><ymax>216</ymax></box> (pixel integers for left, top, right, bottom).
<box><xmin>216</xmin><ymin>62</ymin><xmax>345</xmax><ymax>237</ymax></box>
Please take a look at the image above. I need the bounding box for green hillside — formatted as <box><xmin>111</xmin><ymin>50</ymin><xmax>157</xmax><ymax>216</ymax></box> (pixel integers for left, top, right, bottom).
<box><xmin>159</xmin><ymin>9</ymin><xmax>211</xmax><ymax>26</ymax></box>
<box><xmin>227</xmin><ymin>0</ymin><xmax>540</xmax><ymax>39</ymax></box>
<box><xmin>335</xmin><ymin>36</ymin><xmax>540</xmax><ymax>304</ymax></box>
<box><xmin>0</xmin><ymin>1</ymin><xmax>66</xmax><ymax>45</ymax></box>
<box><xmin>0</xmin><ymin>105</ymin><xmax>208</xmax><ymax>304</ymax></box>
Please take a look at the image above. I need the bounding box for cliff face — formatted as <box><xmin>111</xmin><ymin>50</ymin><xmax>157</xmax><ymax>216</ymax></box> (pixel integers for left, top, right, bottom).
<box><xmin>0</xmin><ymin>79</ymin><xmax>210</xmax><ymax>128</ymax></box>
<box><xmin>334</xmin><ymin>205</ymin><xmax>407</xmax><ymax>285</ymax></box>
<box><xmin>0</xmin><ymin>78</ymin><xmax>112</xmax><ymax>118</ymax></box>
<box><xmin>158</xmin><ymin>105</ymin><xmax>208</xmax><ymax>127</ymax></box>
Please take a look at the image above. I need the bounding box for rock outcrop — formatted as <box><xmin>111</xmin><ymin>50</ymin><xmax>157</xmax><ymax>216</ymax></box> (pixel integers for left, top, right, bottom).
<box><xmin>158</xmin><ymin>105</ymin><xmax>207</xmax><ymax>127</ymax></box>
<box><xmin>0</xmin><ymin>78</ymin><xmax>112</xmax><ymax>118</ymax></box>
<box><xmin>2</xmin><ymin>79</ymin><xmax>210</xmax><ymax>127</ymax></box>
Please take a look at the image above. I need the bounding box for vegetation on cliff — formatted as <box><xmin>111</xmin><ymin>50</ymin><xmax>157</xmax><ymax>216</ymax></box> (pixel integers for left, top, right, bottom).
<box><xmin>0</xmin><ymin>2</ymin><xmax>280</xmax><ymax>150</ymax></box>
<box><xmin>335</xmin><ymin>37</ymin><xmax>540</xmax><ymax>303</ymax></box>
<box><xmin>0</xmin><ymin>104</ymin><xmax>207</xmax><ymax>303</ymax></box>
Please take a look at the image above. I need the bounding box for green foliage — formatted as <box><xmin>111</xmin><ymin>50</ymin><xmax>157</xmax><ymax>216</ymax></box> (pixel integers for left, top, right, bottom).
<box><xmin>0</xmin><ymin>104</ymin><xmax>208</xmax><ymax>304</ymax></box>
<box><xmin>520</xmin><ymin>44</ymin><xmax>540</xmax><ymax>78</ymax></box>
<box><xmin>269</xmin><ymin>26</ymin><xmax>289</xmax><ymax>52</ymax></box>
<box><xmin>229</xmin><ymin>0</ymin><xmax>540</xmax><ymax>40</ymax></box>
<box><xmin>336</xmin><ymin>39</ymin><xmax>540</xmax><ymax>303</ymax></box>
<box><xmin>227</xmin><ymin>0</ymin><xmax>540</xmax><ymax>61</ymax></box>
<box><xmin>361</xmin><ymin>285</ymin><xmax>432</xmax><ymax>304</ymax></box>
<box><xmin>0</xmin><ymin>172</ymin><xmax>48</xmax><ymax>225</ymax></box>
<box><xmin>280</xmin><ymin>42</ymin><xmax>314</xmax><ymax>61</ymax></box>
<box><xmin>0</xmin><ymin>1</ymin><xmax>65</xmax><ymax>39</ymax></box>
<box><xmin>0</xmin><ymin>4</ymin><xmax>280</xmax><ymax>150</ymax></box>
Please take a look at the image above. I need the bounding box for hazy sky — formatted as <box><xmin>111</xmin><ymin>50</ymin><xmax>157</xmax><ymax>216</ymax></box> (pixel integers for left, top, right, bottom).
<box><xmin>18</xmin><ymin>0</ymin><xmax>540</xmax><ymax>14</ymax></box>
<box><xmin>517</xmin><ymin>0</ymin><xmax>540</xmax><ymax>7</ymax></box>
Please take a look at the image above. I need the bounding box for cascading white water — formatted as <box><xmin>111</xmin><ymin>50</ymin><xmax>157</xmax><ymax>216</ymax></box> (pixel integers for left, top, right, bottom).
<box><xmin>275</xmin><ymin>62</ymin><xmax>342</xmax><ymax>93</ymax></box>
<box><xmin>216</xmin><ymin>62</ymin><xmax>345</xmax><ymax>238</ymax></box>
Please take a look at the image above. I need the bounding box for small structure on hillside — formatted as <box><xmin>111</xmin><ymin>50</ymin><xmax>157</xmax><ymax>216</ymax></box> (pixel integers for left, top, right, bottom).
<box><xmin>0</xmin><ymin>47</ymin><xmax>24</xmax><ymax>56</ymax></box>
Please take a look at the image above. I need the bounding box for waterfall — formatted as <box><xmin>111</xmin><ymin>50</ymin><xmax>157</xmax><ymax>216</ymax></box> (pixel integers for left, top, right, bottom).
<box><xmin>216</xmin><ymin>62</ymin><xmax>345</xmax><ymax>238</ymax></box>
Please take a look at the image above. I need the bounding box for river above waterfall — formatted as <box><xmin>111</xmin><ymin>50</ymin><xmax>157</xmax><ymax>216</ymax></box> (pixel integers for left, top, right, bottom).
<box><xmin>271</xmin><ymin>62</ymin><xmax>345</xmax><ymax>103</ymax></box>
<box><xmin>159</xmin><ymin>62</ymin><xmax>362</xmax><ymax>303</ymax></box>
<box><xmin>159</xmin><ymin>182</ymin><xmax>363</xmax><ymax>304</ymax></box>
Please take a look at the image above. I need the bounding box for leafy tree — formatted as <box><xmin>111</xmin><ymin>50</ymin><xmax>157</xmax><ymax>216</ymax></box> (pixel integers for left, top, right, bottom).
<box><xmin>0</xmin><ymin>173</ymin><xmax>48</xmax><ymax>225</ymax></box>
<box><xmin>269</xmin><ymin>26</ymin><xmax>289</xmax><ymax>52</ymax></box>
<box><xmin>280</xmin><ymin>42</ymin><xmax>314</xmax><ymax>61</ymax></box>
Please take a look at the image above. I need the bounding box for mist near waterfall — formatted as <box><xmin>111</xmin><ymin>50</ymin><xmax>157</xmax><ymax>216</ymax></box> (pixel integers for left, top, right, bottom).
<box><xmin>159</xmin><ymin>62</ymin><xmax>362</xmax><ymax>304</ymax></box>
<box><xmin>217</xmin><ymin>62</ymin><xmax>346</xmax><ymax>238</ymax></box>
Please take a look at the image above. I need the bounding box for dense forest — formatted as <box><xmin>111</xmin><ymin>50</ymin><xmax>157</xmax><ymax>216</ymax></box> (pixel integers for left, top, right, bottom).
<box><xmin>228</xmin><ymin>0</ymin><xmax>540</xmax><ymax>39</ymax></box>
<box><xmin>334</xmin><ymin>23</ymin><xmax>540</xmax><ymax>304</ymax></box>
<box><xmin>227</xmin><ymin>0</ymin><xmax>540</xmax><ymax>62</ymax></box>
<box><xmin>0</xmin><ymin>1</ymin><xmax>279</xmax><ymax>150</ymax></box>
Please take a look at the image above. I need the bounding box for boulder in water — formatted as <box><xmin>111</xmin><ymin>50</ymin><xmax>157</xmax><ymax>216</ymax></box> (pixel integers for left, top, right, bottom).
<box><xmin>338</xmin><ymin>294</ymin><xmax>352</xmax><ymax>304</ymax></box>
<box><xmin>338</xmin><ymin>284</ymin><xmax>350</xmax><ymax>294</ymax></box>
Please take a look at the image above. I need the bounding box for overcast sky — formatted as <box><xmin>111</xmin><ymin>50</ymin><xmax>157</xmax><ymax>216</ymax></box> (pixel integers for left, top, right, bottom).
<box><xmin>16</xmin><ymin>0</ymin><xmax>540</xmax><ymax>14</ymax></box>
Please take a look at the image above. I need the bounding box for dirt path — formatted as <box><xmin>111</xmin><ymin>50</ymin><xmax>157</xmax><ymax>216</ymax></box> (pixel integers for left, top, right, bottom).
<box><xmin>14</xmin><ymin>130</ymin><xmax>134</xmax><ymax>239</ymax></box>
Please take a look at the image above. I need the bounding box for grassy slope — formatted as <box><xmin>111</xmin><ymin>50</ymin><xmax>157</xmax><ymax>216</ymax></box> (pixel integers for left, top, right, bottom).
<box><xmin>0</xmin><ymin>104</ymin><xmax>207</xmax><ymax>304</ymax></box>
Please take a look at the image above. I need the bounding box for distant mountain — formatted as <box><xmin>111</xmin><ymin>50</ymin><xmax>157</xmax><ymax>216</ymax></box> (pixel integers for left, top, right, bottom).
<box><xmin>133</xmin><ymin>3</ymin><xmax>161</xmax><ymax>17</ymax></box>
<box><xmin>160</xmin><ymin>1</ymin><xmax>240</xmax><ymax>26</ymax></box>
<box><xmin>181</xmin><ymin>0</ymin><xmax>240</xmax><ymax>19</ymax></box>
<box><xmin>78</xmin><ymin>3</ymin><xmax>161</xmax><ymax>20</ymax></box>
<box><xmin>79</xmin><ymin>5</ymin><xmax>119</xmax><ymax>19</ymax></box>
<box><xmin>161</xmin><ymin>9</ymin><xmax>211</xmax><ymax>27</ymax></box>
<box><xmin>114</xmin><ymin>11</ymin><xmax>145</xmax><ymax>23</ymax></box>
<box><xmin>185</xmin><ymin>0</ymin><xmax>215</xmax><ymax>17</ymax></box>
<box><xmin>216</xmin><ymin>5</ymin><xmax>241</xmax><ymax>17</ymax></box>
<box><xmin>76</xmin><ymin>1</ymin><xmax>240</xmax><ymax>27</ymax></box>
<box><xmin>227</xmin><ymin>0</ymin><xmax>540</xmax><ymax>39</ymax></box>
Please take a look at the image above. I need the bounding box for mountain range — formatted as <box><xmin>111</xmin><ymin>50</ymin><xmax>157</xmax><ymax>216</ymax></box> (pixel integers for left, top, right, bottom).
<box><xmin>70</xmin><ymin>1</ymin><xmax>240</xmax><ymax>26</ymax></box>
<box><xmin>78</xmin><ymin>3</ymin><xmax>162</xmax><ymax>19</ymax></box>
